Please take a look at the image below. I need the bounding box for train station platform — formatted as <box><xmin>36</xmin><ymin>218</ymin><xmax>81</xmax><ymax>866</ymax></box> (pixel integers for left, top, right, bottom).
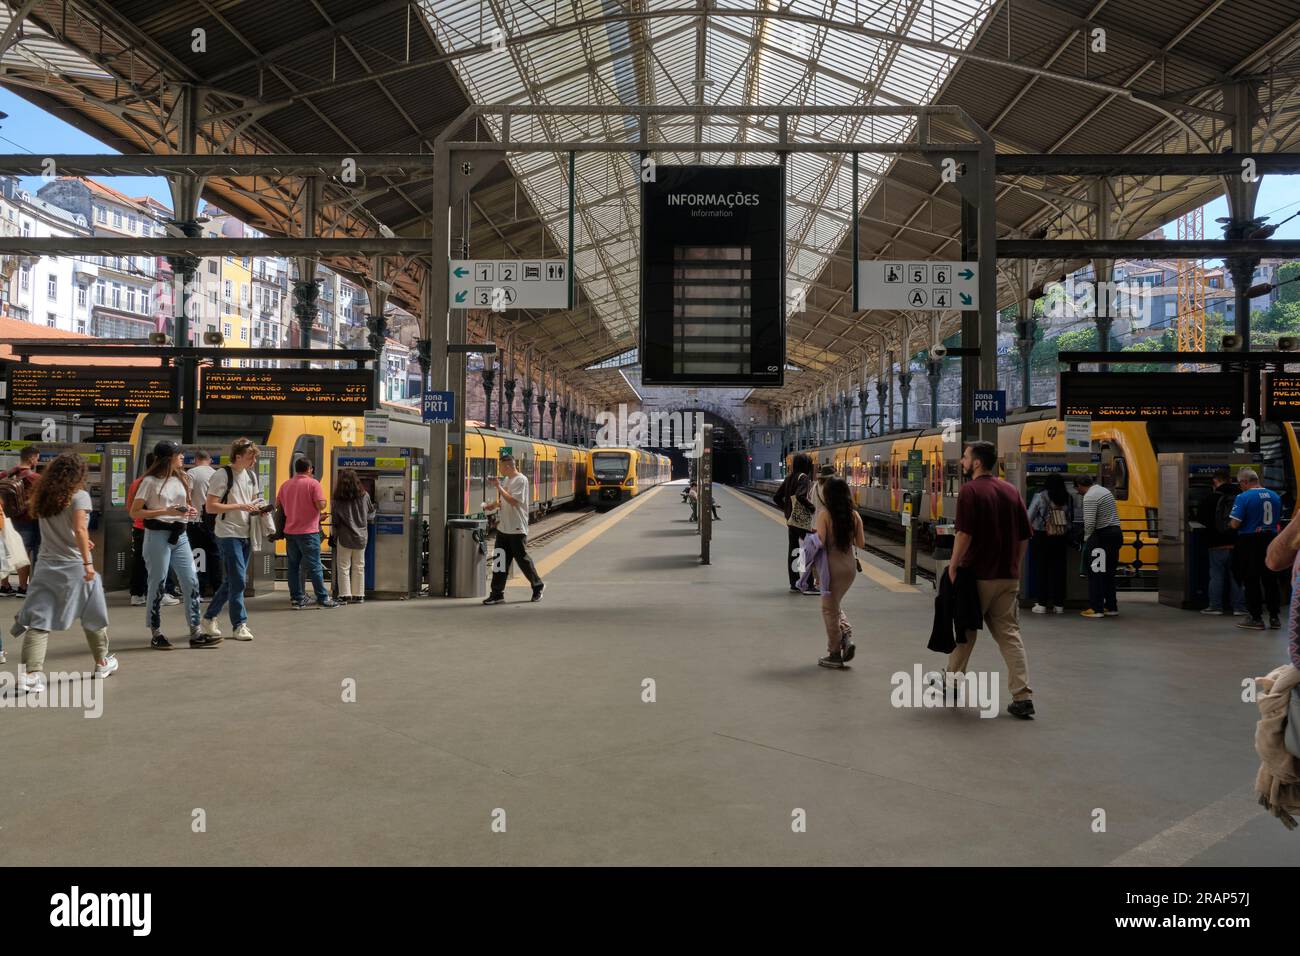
<box><xmin>1</xmin><ymin>480</ymin><xmax>1297</xmax><ymax>866</ymax></box>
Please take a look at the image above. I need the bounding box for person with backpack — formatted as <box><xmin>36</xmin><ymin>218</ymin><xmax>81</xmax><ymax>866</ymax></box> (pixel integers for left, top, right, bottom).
<box><xmin>1027</xmin><ymin>473</ymin><xmax>1073</xmax><ymax>614</ymax></box>
<box><xmin>8</xmin><ymin>453</ymin><xmax>117</xmax><ymax>694</ymax></box>
<box><xmin>0</xmin><ymin>446</ymin><xmax>42</xmax><ymax>597</ymax></box>
<box><xmin>186</xmin><ymin>450</ymin><xmax>221</xmax><ymax>599</ymax></box>
<box><xmin>129</xmin><ymin>440</ymin><xmax>206</xmax><ymax>650</ymax></box>
<box><xmin>199</xmin><ymin>437</ymin><xmax>269</xmax><ymax>643</ymax></box>
<box><xmin>1199</xmin><ymin>470</ymin><xmax>1246</xmax><ymax>616</ymax></box>
<box><xmin>773</xmin><ymin>454</ymin><xmax>817</xmax><ymax>594</ymax></box>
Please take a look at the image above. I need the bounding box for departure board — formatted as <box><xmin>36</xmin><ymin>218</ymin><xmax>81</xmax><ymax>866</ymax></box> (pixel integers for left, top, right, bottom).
<box><xmin>201</xmin><ymin>368</ymin><xmax>374</xmax><ymax>415</ymax></box>
<box><xmin>1059</xmin><ymin>371</ymin><xmax>1242</xmax><ymax>420</ymax></box>
<box><xmin>6</xmin><ymin>366</ymin><xmax>177</xmax><ymax>414</ymax></box>
<box><xmin>1265</xmin><ymin>373</ymin><xmax>1300</xmax><ymax>419</ymax></box>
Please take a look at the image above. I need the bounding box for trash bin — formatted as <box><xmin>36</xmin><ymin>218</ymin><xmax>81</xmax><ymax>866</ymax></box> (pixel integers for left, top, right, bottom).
<box><xmin>447</xmin><ymin>518</ymin><xmax>488</xmax><ymax>598</ymax></box>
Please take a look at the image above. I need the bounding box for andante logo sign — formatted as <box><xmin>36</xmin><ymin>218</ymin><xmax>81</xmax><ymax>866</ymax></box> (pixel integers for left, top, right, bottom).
<box><xmin>666</xmin><ymin>192</ymin><xmax>761</xmax><ymax>207</ymax></box>
<box><xmin>50</xmin><ymin>886</ymin><xmax>151</xmax><ymax>936</ymax></box>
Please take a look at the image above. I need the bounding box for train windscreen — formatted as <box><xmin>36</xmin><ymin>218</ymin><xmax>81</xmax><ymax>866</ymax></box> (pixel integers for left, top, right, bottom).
<box><xmin>591</xmin><ymin>452</ymin><xmax>631</xmax><ymax>482</ymax></box>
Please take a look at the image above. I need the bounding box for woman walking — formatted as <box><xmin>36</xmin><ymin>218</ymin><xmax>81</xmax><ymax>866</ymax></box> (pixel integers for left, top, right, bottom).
<box><xmin>9</xmin><ymin>453</ymin><xmax>117</xmax><ymax>693</ymax></box>
<box><xmin>773</xmin><ymin>453</ymin><xmax>817</xmax><ymax>593</ymax></box>
<box><xmin>814</xmin><ymin>477</ymin><xmax>864</xmax><ymax>669</ymax></box>
<box><xmin>1027</xmin><ymin>473</ymin><xmax>1073</xmax><ymax>614</ymax></box>
<box><xmin>129</xmin><ymin>440</ymin><xmax>210</xmax><ymax>649</ymax></box>
<box><xmin>330</xmin><ymin>468</ymin><xmax>376</xmax><ymax>604</ymax></box>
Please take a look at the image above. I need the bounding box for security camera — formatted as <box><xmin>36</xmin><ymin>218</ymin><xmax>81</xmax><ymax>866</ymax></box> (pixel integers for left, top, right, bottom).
<box><xmin>377</xmin><ymin>223</ymin><xmax>395</xmax><ymax>239</ymax></box>
<box><xmin>1221</xmin><ymin>333</ymin><xmax>1242</xmax><ymax>350</ymax></box>
<box><xmin>929</xmin><ymin>344</ymin><xmax>947</xmax><ymax>360</ymax></box>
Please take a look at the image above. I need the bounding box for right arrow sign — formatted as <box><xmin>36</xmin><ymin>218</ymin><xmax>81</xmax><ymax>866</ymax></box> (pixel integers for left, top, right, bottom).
<box><xmin>857</xmin><ymin>260</ymin><xmax>979</xmax><ymax>311</ymax></box>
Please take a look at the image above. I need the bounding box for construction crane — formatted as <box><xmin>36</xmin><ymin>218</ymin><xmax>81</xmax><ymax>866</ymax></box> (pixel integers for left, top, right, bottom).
<box><xmin>1176</xmin><ymin>207</ymin><xmax>1207</xmax><ymax>354</ymax></box>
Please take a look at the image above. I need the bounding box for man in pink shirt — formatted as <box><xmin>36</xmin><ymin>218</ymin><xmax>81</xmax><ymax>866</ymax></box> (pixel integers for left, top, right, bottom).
<box><xmin>278</xmin><ymin>457</ymin><xmax>340</xmax><ymax>609</ymax></box>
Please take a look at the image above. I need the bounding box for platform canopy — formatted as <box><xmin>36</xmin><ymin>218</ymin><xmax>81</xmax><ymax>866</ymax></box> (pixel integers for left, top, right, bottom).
<box><xmin>3</xmin><ymin>0</ymin><xmax>1300</xmax><ymax>405</ymax></box>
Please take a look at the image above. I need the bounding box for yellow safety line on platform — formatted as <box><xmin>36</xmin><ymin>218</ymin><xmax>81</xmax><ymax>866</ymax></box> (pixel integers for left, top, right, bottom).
<box><xmin>720</xmin><ymin>485</ymin><xmax>918</xmax><ymax>595</ymax></box>
<box><xmin>506</xmin><ymin>485</ymin><xmax>666</xmax><ymax>586</ymax></box>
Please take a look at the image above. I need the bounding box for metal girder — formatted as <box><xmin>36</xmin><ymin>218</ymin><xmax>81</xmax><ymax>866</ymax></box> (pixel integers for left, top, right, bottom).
<box><xmin>0</xmin><ymin>238</ymin><xmax>429</xmax><ymax>257</ymax></box>
<box><xmin>997</xmin><ymin>153</ymin><xmax>1300</xmax><ymax>176</ymax></box>
<box><xmin>0</xmin><ymin>153</ymin><xmax>439</xmax><ymax>178</ymax></box>
<box><xmin>999</xmin><ymin>239</ymin><xmax>1300</xmax><ymax>257</ymax></box>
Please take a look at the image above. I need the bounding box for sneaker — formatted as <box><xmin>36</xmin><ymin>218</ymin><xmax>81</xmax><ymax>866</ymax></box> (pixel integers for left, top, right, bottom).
<box><xmin>531</xmin><ymin>583</ymin><xmax>545</xmax><ymax>603</ymax></box>
<box><xmin>840</xmin><ymin>634</ymin><xmax>856</xmax><ymax>663</ymax></box>
<box><xmin>1233</xmin><ymin>609</ymin><xmax>1248</xmax><ymax>616</ymax></box>
<box><xmin>1237</xmin><ymin>617</ymin><xmax>1266</xmax><ymax>631</ymax></box>
<box><xmin>1080</xmin><ymin>609</ymin><xmax>1106</xmax><ymax>619</ymax></box>
<box><xmin>789</xmin><ymin>586</ymin><xmax>801</xmax><ymax>593</ymax></box>
<box><xmin>1201</xmin><ymin>607</ymin><xmax>1225</xmax><ymax>615</ymax></box>
<box><xmin>130</xmin><ymin>595</ymin><xmax>146</xmax><ymax>607</ymax></box>
<box><xmin>160</xmin><ymin>593</ymin><xmax>180</xmax><ymax>607</ymax></box>
<box><xmin>1031</xmin><ymin>604</ymin><xmax>1048</xmax><ymax>614</ymax></box>
<box><xmin>801</xmin><ymin>588</ymin><xmax>822</xmax><ymax>597</ymax></box>
<box><xmin>1007</xmin><ymin>700</ymin><xmax>1036</xmax><ymax>720</ymax></box>
<box><xmin>1053</xmin><ymin>606</ymin><xmax>1065</xmax><ymax>614</ymax></box>
<box><xmin>817</xmin><ymin>652</ymin><xmax>846</xmax><ymax>669</ymax></box>
<box><xmin>316</xmin><ymin>598</ymin><xmax>341</xmax><ymax>609</ymax></box>
<box><xmin>231</xmin><ymin>623</ymin><xmax>254</xmax><ymax>642</ymax></box>
<box><xmin>17</xmin><ymin>671</ymin><xmax>45</xmax><ymax>694</ymax></box>
<box><xmin>0</xmin><ymin>584</ymin><xmax>12</xmax><ymax>597</ymax></box>
<box><xmin>15</xmin><ymin>587</ymin><xmax>26</xmax><ymax>597</ymax></box>
<box><xmin>482</xmin><ymin>595</ymin><xmax>505</xmax><ymax>606</ymax></box>
<box><xmin>1103</xmin><ymin>610</ymin><xmax>1119</xmax><ymax>617</ymax></box>
<box><xmin>189</xmin><ymin>634</ymin><xmax>223</xmax><ymax>648</ymax></box>
<box><xmin>94</xmin><ymin>655</ymin><xmax>119</xmax><ymax>679</ymax></box>
<box><xmin>0</xmin><ymin>649</ymin><xmax>6</xmax><ymax>664</ymax></box>
<box><xmin>1269</xmin><ymin>615</ymin><xmax>1282</xmax><ymax>629</ymax></box>
<box><xmin>291</xmin><ymin>597</ymin><xmax>310</xmax><ymax>610</ymax></box>
<box><xmin>150</xmin><ymin>634</ymin><xmax>174</xmax><ymax>650</ymax></box>
<box><xmin>200</xmin><ymin>617</ymin><xmax>221</xmax><ymax>638</ymax></box>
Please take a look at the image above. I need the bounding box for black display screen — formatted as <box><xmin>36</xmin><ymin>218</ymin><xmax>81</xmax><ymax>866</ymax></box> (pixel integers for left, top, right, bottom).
<box><xmin>6</xmin><ymin>365</ymin><xmax>178</xmax><ymax>414</ymax></box>
<box><xmin>200</xmin><ymin>368</ymin><xmax>374</xmax><ymax>415</ymax></box>
<box><xmin>640</xmin><ymin>166</ymin><xmax>784</xmax><ymax>386</ymax></box>
<box><xmin>1058</xmin><ymin>371</ymin><xmax>1243</xmax><ymax>420</ymax></box>
<box><xmin>1265</xmin><ymin>373</ymin><xmax>1300</xmax><ymax>419</ymax></box>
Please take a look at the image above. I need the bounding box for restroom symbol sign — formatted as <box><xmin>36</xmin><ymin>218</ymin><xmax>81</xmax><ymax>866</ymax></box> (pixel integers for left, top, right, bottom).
<box><xmin>546</xmin><ymin>262</ymin><xmax>566</xmax><ymax>281</ymax></box>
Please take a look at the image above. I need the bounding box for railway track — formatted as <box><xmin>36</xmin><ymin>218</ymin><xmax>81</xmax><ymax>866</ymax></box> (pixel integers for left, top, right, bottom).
<box><xmin>739</xmin><ymin>484</ymin><xmax>936</xmax><ymax>583</ymax></box>
<box><xmin>527</xmin><ymin>507</ymin><xmax>599</xmax><ymax>548</ymax></box>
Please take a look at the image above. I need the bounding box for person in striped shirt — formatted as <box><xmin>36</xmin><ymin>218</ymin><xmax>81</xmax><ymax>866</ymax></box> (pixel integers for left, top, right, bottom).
<box><xmin>1073</xmin><ymin>474</ymin><xmax>1122</xmax><ymax>619</ymax></box>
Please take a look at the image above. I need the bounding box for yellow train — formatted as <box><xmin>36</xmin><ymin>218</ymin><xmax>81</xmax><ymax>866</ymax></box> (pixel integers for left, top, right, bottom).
<box><xmin>786</xmin><ymin>411</ymin><xmax>1300</xmax><ymax>578</ymax></box>
<box><xmin>587</xmin><ymin>446</ymin><xmax>673</xmax><ymax>508</ymax></box>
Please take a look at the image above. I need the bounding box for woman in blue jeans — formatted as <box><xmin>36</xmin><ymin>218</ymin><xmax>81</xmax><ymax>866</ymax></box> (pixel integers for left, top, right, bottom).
<box><xmin>129</xmin><ymin>441</ymin><xmax>208</xmax><ymax>650</ymax></box>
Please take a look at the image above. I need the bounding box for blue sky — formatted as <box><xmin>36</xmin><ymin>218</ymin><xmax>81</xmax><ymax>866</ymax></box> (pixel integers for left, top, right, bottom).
<box><xmin>4</xmin><ymin>85</ymin><xmax>1300</xmax><ymax>241</ymax></box>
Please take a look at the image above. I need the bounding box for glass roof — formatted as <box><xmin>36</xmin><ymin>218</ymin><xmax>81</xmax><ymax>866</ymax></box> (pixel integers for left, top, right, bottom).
<box><xmin>425</xmin><ymin>1</ymin><xmax>997</xmax><ymax>347</ymax></box>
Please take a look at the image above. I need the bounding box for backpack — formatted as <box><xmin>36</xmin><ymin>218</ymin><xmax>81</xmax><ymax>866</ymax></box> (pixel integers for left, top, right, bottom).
<box><xmin>1214</xmin><ymin>491</ymin><xmax>1237</xmax><ymax>536</ymax></box>
<box><xmin>216</xmin><ymin>465</ymin><xmax>272</xmax><ymax>534</ymax></box>
<box><xmin>0</xmin><ymin>469</ymin><xmax>32</xmax><ymax>521</ymax></box>
<box><xmin>1045</xmin><ymin>503</ymin><xmax>1069</xmax><ymax>537</ymax></box>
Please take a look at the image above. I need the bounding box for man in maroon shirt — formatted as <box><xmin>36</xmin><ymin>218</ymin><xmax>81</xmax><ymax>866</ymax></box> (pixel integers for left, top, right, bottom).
<box><xmin>946</xmin><ymin>440</ymin><xmax>1035</xmax><ymax>719</ymax></box>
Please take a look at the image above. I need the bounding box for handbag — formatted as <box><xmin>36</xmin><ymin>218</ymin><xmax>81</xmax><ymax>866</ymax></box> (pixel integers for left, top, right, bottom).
<box><xmin>1286</xmin><ymin>687</ymin><xmax>1300</xmax><ymax>760</ymax></box>
<box><xmin>0</xmin><ymin>516</ymin><xmax>29</xmax><ymax>575</ymax></box>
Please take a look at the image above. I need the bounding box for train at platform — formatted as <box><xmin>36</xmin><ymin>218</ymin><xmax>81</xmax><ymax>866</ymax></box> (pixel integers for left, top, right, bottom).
<box><xmin>772</xmin><ymin>410</ymin><xmax>1300</xmax><ymax>582</ymax></box>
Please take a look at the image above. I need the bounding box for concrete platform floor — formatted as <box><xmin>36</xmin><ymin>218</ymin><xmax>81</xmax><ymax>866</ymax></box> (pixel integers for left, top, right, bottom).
<box><xmin>1</xmin><ymin>479</ymin><xmax>1297</xmax><ymax>866</ymax></box>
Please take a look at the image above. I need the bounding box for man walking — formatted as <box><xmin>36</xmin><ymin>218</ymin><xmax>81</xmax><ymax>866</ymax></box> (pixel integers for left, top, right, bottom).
<box><xmin>1198</xmin><ymin>470</ymin><xmax>1245</xmax><ymax>616</ymax></box>
<box><xmin>1231</xmin><ymin>467</ymin><xmax>1282</xmax><ymax>631</ymax></box>
<box><xmin>279</xmin><ymin>457</ymin><xmax>340</xmax><ymax>610</ymax></box>
<box><xmin>482</xmin><ymin>453</ymin><xmax>544</xmax><ymax>605</ymax></box>
<box><xmin>200</xmin><ymin>437</ymin><xmax>266</xmax><ymax>643</ymax></box>
<box><xmin>946</xmin><ymin>440</ymin><xmax>1035</xmax><ymax>720</ymax></box>
<box><xmin>187</xmin><ymin>450</ymin><xmax>221</xmax><ymax>599</ymax></box>
<box><xmin>1074</xmin><ymin>474</ymin><xmax>1122</xmax><ymax>620</ymax></box>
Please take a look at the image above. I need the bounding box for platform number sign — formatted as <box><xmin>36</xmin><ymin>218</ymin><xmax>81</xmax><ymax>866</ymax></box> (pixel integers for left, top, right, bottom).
<box><xmin>858</xmin><ymin>260</ymin><xmax>979</xmax><ymax>311</ymax></box>
<box><xmin>451</xmin><ymin>260</ymin><xmax>570</xmax><ymax>310</ymax></box>
<box><xmin>422</xmin><ymin>389</ymin><xmax>454</xmax><ymax>423</ymax></box>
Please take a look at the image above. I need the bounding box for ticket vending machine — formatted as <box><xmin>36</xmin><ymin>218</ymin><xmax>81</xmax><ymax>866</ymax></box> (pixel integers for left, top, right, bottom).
<box><xmin>177</xmin><ymin>445</ymin><xmax>278</xmax><ymax>596</ymax></box>
<box><xmin>1003</xmin><ymin>451</ymin><xmax>1099</xmax><ymax>609</ymax></box>
<box><xmin>331</xmin><ymin>446</ymin><xmax>425</xmax><ymax>599</ymax></box>
<box><xmin>1157</xmin><ymin>452</ymin><xmax>1261</xmax><ymax>609</ymax></box>
<box><xmin>0</xmin><ymin>440</ymin><xmax>135</xmax><ymax>591</ymax></box>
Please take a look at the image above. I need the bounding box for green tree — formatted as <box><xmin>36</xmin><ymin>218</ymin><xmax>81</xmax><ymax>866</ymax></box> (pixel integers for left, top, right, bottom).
<box><xmin>1278</xmin><ymin>261</ymin><xmax>1300</xmax><ymax>306</ymax></box>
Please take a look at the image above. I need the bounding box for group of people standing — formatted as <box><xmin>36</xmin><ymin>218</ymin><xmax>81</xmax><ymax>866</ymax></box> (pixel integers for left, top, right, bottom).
<box><xmin>1024</xmin><ymin>472</ymin><xmax>1123</xmax><ymax>619</ymax></box>
<box><xmin>0</xmin><ymin>436</ymin><xmax>381</xmax><ymax>692</ymax></box>
<box><xmin>1201</xmin><ymin>467</ymin><xmax>1286</xmax><ymax>631</ymax></box>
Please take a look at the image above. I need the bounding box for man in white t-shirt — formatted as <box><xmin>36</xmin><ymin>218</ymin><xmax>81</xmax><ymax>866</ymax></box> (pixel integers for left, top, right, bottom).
<box><xmin>201</xmin><ymin>438</ymin><xmax>266</xmax><ymax>641</ymax></box>
<box><xmin>482</xmin><ymin>453</ymin><xmax>544</xmax><ymax>605</ymax></box>
<box><xmin>186</xmin><ymin>450</ymin><xmax>221</xmax><ymax>598</ymax></box>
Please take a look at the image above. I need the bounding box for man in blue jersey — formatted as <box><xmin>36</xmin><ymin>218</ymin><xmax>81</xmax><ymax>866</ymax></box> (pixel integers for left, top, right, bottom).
<box><xmin>1230</xmin><ymin>468</ymin><xmax>1283</xmax><ymax>631</ymax></box>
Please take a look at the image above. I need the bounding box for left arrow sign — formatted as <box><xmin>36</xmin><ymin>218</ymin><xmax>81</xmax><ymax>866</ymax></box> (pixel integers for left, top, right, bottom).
<box><xmin>454</xmin><ymin>290</ymin><xmax>467</xmax><ymax>303</ymax></box>
<box><xmin>453</xmin><ymin>266</ymin><xmax>469</xmax><ymax>278</ymax></box>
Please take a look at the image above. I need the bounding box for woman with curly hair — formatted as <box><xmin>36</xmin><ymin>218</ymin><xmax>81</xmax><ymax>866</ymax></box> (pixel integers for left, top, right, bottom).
<box><xmin>9</xmin><ymin>453</ymin><xmax>117</xmax><ymax>694</ymax></box>
<box><xmin>330</xmin><ymin>468</ymin><xmax>375</xmax><ymax>604</ymax></box>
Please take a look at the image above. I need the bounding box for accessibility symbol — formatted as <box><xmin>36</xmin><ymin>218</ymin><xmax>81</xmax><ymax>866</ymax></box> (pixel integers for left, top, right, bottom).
<box><xmin>884</xmin><ymin>264</ymin><xmax>903</xmax><ymax>283</ymax></box>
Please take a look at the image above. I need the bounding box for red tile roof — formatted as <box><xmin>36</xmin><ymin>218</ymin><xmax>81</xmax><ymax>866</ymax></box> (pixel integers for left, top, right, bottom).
<box><xmin>0</xmin><ymin>315</ymin><xmax>162</xmax><ymax>367</ymax></box>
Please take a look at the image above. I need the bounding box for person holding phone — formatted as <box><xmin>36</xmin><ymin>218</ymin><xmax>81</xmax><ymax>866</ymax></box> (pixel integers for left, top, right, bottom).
<box><xmin>130</xmin><ymin>440</ymin><xmax>209</xmax><ymax>650</ymax></box>
<box><xmin>201</xmin><ymin>438</ymin><xmax>265</xmax><ymax>642</ymax></box>
<box><xmin>482</xmin><ymin>454</ymin><xmax>543</xmax><ymax>605</ymax></box>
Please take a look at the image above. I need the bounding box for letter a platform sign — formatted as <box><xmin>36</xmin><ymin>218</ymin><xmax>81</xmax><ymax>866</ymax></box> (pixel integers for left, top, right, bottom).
<box><xmin>856</xmin><ymin>260</ymin><xmax>979</xmax><ymax>311</ymax></box>
<box><xmin>449</xmin><ymin>260</ymin><xmax>571</xmax><ymax>310</ymax></box>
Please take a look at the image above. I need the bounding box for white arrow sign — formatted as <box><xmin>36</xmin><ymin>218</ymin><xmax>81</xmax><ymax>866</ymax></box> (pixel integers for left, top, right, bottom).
<box><xmin>450</xmin><ymin>260</ymin><xmax>570</xmax><ymax>310</ymax></box>
<box><xmin>858</xmin><ymin>260</ymin><xmax>980</xmax><ymax>311</ymax></box>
